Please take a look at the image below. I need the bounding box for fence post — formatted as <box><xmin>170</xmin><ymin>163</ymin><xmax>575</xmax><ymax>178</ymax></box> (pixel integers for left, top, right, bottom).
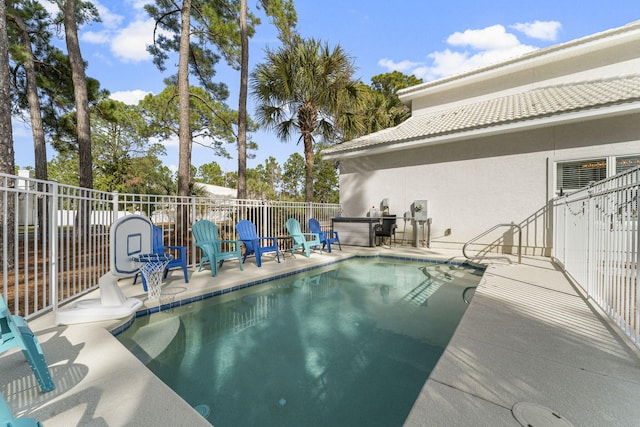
<box><xmin>308</xmin><ymin>202</ymin><xmax>314</xmax><ymax>226</ymax></box>
<box><xmin>112</xmin><ymin>191</ymin><xmax>119</xmax><ymax>222</ymax></box>
<box><xmin>585</xmin><ymin>189</ymin><xmax>592</xmax><ymax>298</ymax></box>
<box><xmin>50</xmin><ymin>180</ymin><xmax>59</xmax><ymax>311</ymax></box>
<box><xmin>635</xmin><ymin>170</ymin><xmax>640</xmax><ymax>344</ymax></box>
<box><xmin>262</xmin><ymin>200</ymin><xmax>268</xmax><ymax>237</ymax></box>
<box><xmin>562</xmin><ymin>201</ymin><xmax>568</xmax><ymax>266</ymax></box>
<box><xmin>191</xmin><ymin>196</ymin><xmax>197</xmax><ymax>266</ymax></box>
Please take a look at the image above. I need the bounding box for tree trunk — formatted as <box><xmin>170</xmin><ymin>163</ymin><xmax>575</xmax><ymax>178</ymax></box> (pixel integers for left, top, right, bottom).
<box><xmin>63</xmin><ymin>0</ymin><xmax>92</xmax><ymax>237</ymax></box>
<box><xmin>176</xmin><ymin>0</ymin><xmax>192</xmax><ymax>238</ymax></box>
<box><xmin>236</xmin><ymin>0</ymin><xmax>248</xmax><ymax>200</ymax></box>
<box><xmin>63</xmin><ymin>0</ymin><xmax>92</xmax><ymax>190</ymax></box>
<box><xmin>0</xmin><ymin>2</ymin><xmax>14</xmax><ymax>175</ymax></box>
<box><xmin>0</xmin><ymin>0</ymin><xmax>16</xmax><ymax>268</ymax></box>
<box><xmin>14</xmin><ymin>15</ymin><xmax>47</xmax><ymax>182</ymax></box>
<box><xmin>303</xmin><ymin>132</ymin><xmax>314</xmax><ymax>202</ymax></box>
<box><xmin>14</xmin><ymin>12</ymin><xmax>49</xmax><ymax>239</ymax></box>
<box><xmin>177</xmin><ymin>0</ymin><xmax>192</xmax><ymax>198</ymax></box>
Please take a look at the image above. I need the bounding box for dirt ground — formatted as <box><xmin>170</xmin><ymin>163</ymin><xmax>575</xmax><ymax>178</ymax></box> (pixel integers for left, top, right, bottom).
<box><xmin>1</xmin><ymin>234</ymin><xmax>111</xmax><ymax>317</ymax></box>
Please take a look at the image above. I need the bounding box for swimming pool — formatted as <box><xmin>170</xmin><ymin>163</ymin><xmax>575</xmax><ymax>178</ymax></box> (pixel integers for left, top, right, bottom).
<box><xmin>117</xmin><ymin>258</ymin><xmax>484</xmax><ymax>426</ymax></box>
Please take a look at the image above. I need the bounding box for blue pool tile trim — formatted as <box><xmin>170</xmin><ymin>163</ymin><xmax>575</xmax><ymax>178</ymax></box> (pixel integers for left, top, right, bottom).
<box><xmin>111</xmin><ymin>254</ymin><xmax>485</xmax><ymax>336</ymax></box>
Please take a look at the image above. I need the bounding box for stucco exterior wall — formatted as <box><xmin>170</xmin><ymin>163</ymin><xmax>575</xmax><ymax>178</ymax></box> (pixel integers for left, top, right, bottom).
<box><xmin>337</xmin><ymin>114</ymin><xmax>640</xmax><ymax>255</ymax></box>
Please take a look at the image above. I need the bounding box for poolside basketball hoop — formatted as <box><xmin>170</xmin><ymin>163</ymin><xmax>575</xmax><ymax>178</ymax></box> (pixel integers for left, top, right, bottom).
<box><xmin>55</xmin><ymin>215</ymin><xmax>150</xmax><ymax>325</ymax></box>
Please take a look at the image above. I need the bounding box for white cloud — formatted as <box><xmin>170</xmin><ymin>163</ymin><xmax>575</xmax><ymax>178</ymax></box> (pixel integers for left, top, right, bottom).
<box><xmin>416</xmin><ymin>43</ymin><xmax>537</xmax><ymax>80</ymax></box>
<box><xmin>37</xmin><ymin>0</ymin><xmax>123</xmax><ymax>29</ymax></box>
<box><xmin>110</xmin><ymin>89</ymin><xmax>152</xmax><ymax>105</ymax></box>
<box><xmin>447</xmin><ymin>25</ymin><xmax>521</xmax><ymax>50</ymax></box>
<box><xmin>378</xmin><ymin>22</ymin><xmax>554</xmax><ymax>82</ymax></box>
<box><xmin>77</xmin><ymin>2</ymin><xmax>161</xmax><ymax>63</ymax></box>
<box><xmin>90</xmin><ymin>1</ymin><xmax>124</xmax><ymax>29</ymax></box>
<box><xmin>511</xmin><ymin>20</ymin><xmax>562</xmax><ymax>41</ymax></box>
<box><xmin>82</xmin><ymin>31</ymin><xmax>111</xmax><ymax>44</ymax></box>
<box><xmin>378</xmin><ymin>58</ymin><xmax>420</xmax><ymax>72</ymax></box>
<box><xmin>415</xmin><ymin>49</ymin><xmax>469</xmax><ymax>81</ymax></box>
<box><xmin>125</xmin><ymin>0</ymin><xmax>153</xmax><ymax>11</ymax></box>
<box><xmin>110</xmin><ymin>19</ymin><xmax>157</xmax><ymax>62</ymax></box>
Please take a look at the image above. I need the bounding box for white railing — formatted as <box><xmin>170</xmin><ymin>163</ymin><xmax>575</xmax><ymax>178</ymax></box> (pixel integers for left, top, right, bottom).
<box><xmin>0</xmin><ymin>172</ymin><xmax>342</xmax><ymax>319</ymax></box>
<box><xmin>553</xmin><ymin>167</ymin><xmax>639</xmax><ymax>348</ymax></box>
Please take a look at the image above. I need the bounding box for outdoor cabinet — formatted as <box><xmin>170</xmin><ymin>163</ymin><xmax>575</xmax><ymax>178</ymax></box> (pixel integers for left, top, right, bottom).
<box><xmin>331</xmin><ymin>217</ymin><xmax>380</xmax><ymax>247</ymax></box>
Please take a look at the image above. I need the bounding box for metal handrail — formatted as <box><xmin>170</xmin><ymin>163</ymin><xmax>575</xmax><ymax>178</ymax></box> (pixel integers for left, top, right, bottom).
<box><xmin>462</xmin><ymin>223</ymin><xmax>522</xmax><ymax>264</ymax></box>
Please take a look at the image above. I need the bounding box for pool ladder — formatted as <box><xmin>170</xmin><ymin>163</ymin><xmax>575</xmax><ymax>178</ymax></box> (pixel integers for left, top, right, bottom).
<box><xmin>462</xmin><ymin>222</ymin><xmax>522</xmax><ymax>264</ymax></box>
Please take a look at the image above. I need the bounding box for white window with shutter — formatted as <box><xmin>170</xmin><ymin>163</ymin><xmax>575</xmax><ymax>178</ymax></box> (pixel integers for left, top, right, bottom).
<box><xmin>616</xmin><ymin>155</ymin><xmax>640</xmax><ymax>174</ymax></box>
<box><xmin>556</xmin><ymin>158</ymin><xmax>607</xmax><ymax>194</ymax></box>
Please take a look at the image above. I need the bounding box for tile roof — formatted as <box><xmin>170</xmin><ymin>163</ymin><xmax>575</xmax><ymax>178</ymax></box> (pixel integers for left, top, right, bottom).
<box><xmin>323</xmin><ymin>75</ymin><xmax>640</xmax><ymax>156</ymax></box>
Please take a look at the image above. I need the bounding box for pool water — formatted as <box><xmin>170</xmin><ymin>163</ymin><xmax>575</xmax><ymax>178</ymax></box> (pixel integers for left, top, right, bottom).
<box><xmin>117</xmin><ymin>258</ymin><xmax>483</xmax><ymax>426</ymax></box>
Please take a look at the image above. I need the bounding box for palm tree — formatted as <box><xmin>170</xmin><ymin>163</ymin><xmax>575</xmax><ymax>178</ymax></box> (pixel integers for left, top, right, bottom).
<box><xmin>251</xmin><ymin>37</ymin><xmax>362</xmax><ymax>202</ymax></box>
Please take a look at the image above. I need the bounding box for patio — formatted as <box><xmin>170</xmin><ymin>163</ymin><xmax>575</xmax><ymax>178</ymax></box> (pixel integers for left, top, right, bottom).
<box><xmin>2</xmin><ymin>245</ymin><xmax>638</xmax><ymax>426</ymax></box>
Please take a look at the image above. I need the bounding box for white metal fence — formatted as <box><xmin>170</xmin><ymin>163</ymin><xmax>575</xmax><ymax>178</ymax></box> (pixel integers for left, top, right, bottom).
<box><xmin>553</xmin><ymin>166</ymin><xmax>639</xmax><ymax>348</ymax></box>
<box><xmin>0</xmin><ymin>172</ymin><xmax>342</xmax><ymax>318</ymax></box>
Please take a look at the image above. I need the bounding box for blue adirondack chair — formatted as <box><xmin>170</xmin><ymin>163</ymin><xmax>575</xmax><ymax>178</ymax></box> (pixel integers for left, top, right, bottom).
<box><xmin>235</xmin><ymin>220</ymin><xmax>280</xmax><ymax>267</ymax></box>
<box><xmin>134</xmin><ymin>225</ymin><xmax>189</xmax><ymax>290</ymax></box>
<box><xmin>285</xmin><ymin>218</ymin><xmax>322</xmax><ymax>257</ymax></box>
<box><xmin>1</xmin><ymin>392</ymin><xmax>43</xmax><ymax>427</ymax></box>
<box><xmin>308</xmin><ymin>218</ymin><xmax>341</xmax><ymax>253</ymax></box>
<box><xmin>192</xmin><ymin>220</ymin><xmax>244</xmax><ymax>276</ymax></box>
<box><xmin>0</xmin><ymin>296</ymin><xmax>55</xmax><ymax>394</ymax></box>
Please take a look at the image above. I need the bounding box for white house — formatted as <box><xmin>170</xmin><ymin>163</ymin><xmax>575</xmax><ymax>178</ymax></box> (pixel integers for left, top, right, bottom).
<box><xmin>323</xmin><ymin>20</ymin><xmax>640</xmax><ymax>256</ymax></box>
<box><xmin>198</xmin><ymin>183</ymin><xmax>237</xmax><ymax>199</ymax></box>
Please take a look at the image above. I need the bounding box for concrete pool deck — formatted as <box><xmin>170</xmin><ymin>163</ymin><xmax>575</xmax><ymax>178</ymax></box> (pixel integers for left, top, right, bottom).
<box><xmin>1</xmin><ymin>246</ymin><xmax>639</xmax><ymax>426</ymax></box>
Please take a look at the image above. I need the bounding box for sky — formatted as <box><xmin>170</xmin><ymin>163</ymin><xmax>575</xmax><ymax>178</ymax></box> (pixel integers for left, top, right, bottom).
<box><xmin>12</xmin><ymin>0</ymin><xmax>640</xmax><ymax>174</ymax></box>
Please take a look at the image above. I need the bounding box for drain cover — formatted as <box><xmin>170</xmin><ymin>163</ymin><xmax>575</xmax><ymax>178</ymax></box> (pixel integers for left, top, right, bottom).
<box><xmin>512</xmin><ymin>402</ymin><xmax>574</xmax><ymax>427</ymax></box>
